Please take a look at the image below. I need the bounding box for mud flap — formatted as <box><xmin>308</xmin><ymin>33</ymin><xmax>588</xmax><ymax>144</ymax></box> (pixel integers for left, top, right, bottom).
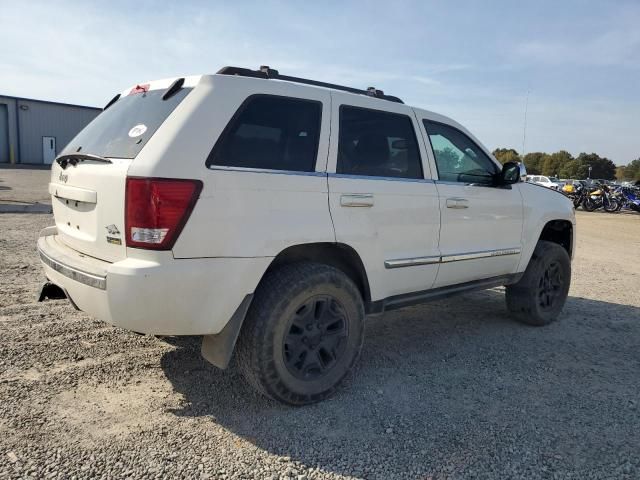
<box><xmin>200</xmin><ymin>294</ymin><xmax>253</xmax><ymax>369</ymax></box>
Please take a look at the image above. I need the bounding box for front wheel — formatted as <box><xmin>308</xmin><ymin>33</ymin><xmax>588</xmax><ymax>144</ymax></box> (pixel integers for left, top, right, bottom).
<box><xmin>236</xmin><ymin>262</ymin><xmax>365</xmax><ymax>405</ymax></box>
<box><xmin>506</xmin><ymin>241</ymin><xmax>571</xmax><ymax>326</ymax></box>
<box><xmin>582</xmin><ymin>197</ymin><xmax>598</xmax><ymax>212</ymax></box>
<box><xmin>571</xmin><ymin>196</ymin><xmax>581</xmax><ymax>209</ymax></box>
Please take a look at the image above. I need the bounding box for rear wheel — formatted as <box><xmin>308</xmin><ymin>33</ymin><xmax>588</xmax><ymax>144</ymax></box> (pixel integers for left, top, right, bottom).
<box><xmin>506</xmin><ymin>241</ymin><xmax>571</xmax><ymax>326</ymax></box>
<box><xmin>236</xmin><ymin>262</ymin><xmax>365</xmax><ymax>405</ymax></box>
<box><xmin>603</xmin><ymin>196</ymin><xmax>619</xmax><ymax>212</ymax></box>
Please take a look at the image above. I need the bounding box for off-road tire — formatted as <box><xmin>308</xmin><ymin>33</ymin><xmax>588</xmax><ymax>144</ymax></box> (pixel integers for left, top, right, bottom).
<box><xmin>505</xmin><ymin>240</ymin><xmax>571</xmax><ymax>326</ymax></box>
<box><xmin>236</xmin><ymin>262</ymin><xmax>365</xmax><ymax>405</ymax></box>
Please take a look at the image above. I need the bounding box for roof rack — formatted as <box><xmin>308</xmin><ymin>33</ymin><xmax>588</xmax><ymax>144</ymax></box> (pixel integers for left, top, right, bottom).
<box><xmin>216</xmin><ymin>66</ymin><xmax>404</xmax><ymax>104</ymax></box>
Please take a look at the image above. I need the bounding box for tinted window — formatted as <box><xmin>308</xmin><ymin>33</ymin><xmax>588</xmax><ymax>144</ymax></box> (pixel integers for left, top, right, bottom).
<box><xmin>337</xmin><ymin>106</ymin><xmax>423</xmax><ymax>179</ymax></box>
<box><xmin>208</xmin><ymin>95</ymin><xmax>321</xmax><ymax>172</ymax></box>
<box><xmin>62</xmin><ymin>88</ymin><xmax>192</xmax><ymax>159</ymax></box>
<box><xmin>423</xmin><ymin>120</ymin><xmax>498</xmax><ymax>184</ymax></box>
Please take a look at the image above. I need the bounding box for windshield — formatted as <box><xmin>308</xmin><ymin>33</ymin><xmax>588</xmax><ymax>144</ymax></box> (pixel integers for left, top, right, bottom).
<box><xmin>61</xmin><ymin>87</ymin><xmax>192</xmax><ymax>159</ymax></box>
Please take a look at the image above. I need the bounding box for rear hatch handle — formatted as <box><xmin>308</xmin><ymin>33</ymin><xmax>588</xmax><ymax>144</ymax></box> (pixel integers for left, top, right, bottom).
<box><xmin>56</xmin><ymin>153</ymin><xmax>113</xmax><ymax>169</ymax></box>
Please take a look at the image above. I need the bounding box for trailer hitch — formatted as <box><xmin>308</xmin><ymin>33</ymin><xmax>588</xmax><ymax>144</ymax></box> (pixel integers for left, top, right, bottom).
<box><xmin>38</xmin><ymin>282</ymin><xmax>67</xmax><ymax>301</ymax></box>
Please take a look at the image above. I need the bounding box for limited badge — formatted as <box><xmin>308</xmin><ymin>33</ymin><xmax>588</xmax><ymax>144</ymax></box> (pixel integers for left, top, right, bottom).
<box><xmin>128</xmin><ymin>124</ymin><xmax>147</xmax><ymax>138</ymax></box>
<box><xmin>105</xmin><ymin>224</ymin><xmax>120</xmax><ymax>236</ymax></box>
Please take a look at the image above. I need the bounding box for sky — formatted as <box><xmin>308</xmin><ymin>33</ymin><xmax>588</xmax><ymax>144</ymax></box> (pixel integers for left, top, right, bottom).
<box><xmin>1</xmin><ymin>0</ymin><xmax>638</xmax><ymax>164</ymax></box>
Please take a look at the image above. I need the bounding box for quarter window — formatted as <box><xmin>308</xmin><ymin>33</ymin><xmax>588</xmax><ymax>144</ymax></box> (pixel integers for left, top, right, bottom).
<box><xmin>337</xmin><ymin>106</ymin><xmax>423</xmax><ymax>179</ymax></box>
<box><xmin>207</xmin><ymin>95</ymin><xmax>322</xmax><ymax>172</ymax></box>
<box><xmin>423</xmin><ymin>120</ymin><xmax>498</xmax><ymax>184</ymax></box>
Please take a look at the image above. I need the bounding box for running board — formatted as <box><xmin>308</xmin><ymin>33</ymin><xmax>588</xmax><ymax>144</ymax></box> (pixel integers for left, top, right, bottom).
<box><xmin>366</xmin><ymin>273</ymin><xmax>522</xmax><ymax>315</ymax></box>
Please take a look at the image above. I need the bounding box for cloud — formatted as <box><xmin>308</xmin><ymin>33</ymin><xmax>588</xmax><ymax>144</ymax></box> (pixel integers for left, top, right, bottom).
<box><xmin>513</xmin><ymin>4</ymin><xmax>640</xmax><ymax>68</ymax></box>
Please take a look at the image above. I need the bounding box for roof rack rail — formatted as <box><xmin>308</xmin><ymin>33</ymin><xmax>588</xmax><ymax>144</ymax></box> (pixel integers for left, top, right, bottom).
<box><xmin>216</xmin><ymin>66</ymin><xmax>404</xmax><ymax>104</ymax></box>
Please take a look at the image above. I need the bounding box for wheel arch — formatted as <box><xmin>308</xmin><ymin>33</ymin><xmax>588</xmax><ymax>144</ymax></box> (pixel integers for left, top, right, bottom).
<box><xmin>201</xmin><ymin>242</ymin><xmax>372</xmax><ymax>371</ymax></box>
<box><xmin>539</xmin><ymin>219</ymin><xmax>573</xmax><ymax>258</ymax></box>
<box><xmin>264</xmin><ymin>242</ymin><xmax>372</xmax><ymax>304</ymax></box>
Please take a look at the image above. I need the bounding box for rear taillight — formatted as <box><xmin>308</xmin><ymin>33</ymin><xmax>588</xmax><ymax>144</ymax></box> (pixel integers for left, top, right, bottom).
<box><xmin>125</xmin><ymin>177</ymin><xmax>202</xmax><ymax>250</ymax></box>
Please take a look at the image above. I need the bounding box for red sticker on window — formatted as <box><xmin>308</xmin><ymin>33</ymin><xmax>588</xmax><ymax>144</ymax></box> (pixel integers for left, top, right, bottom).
<box><xmin>129</xmin><ymin>84</ymin><xmax>150</xmax><ymax>95</ymax></box>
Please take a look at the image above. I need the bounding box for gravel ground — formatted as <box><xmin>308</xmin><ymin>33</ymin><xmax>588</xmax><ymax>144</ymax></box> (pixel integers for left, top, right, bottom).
<box><xmin>1</xmin><ymin>190</ymin><xmax>640</xmax><ymax>478</ymax></box>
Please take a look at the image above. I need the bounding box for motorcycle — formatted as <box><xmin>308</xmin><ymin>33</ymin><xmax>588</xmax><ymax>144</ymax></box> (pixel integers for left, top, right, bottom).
<box><xmin>614</xmin><ymin>186</ymin><xmax>640</xmax><ymax>213</ymax></box>
<box><xmin>581</xmin><ymin>183</ymin><xmax>619</xmax><ymax>212</ymax></box>
<box><xmin>562</xmin><ymin>182</ymin><xmax>586</xmax><ymax>209</ymax></box>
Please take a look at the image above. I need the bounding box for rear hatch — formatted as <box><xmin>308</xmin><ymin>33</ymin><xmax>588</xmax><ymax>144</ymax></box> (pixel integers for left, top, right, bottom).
<box><xmin>49</xmin><ymin>81</ymin><xmax>193</xmax><ymax>262</ymax></box>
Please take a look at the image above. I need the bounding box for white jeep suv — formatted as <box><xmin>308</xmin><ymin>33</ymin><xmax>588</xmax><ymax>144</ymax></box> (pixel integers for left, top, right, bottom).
<box><xmin>38</xmin><ymin>66</ymin><xmax>575</xmax><ymax>405</ymax></box>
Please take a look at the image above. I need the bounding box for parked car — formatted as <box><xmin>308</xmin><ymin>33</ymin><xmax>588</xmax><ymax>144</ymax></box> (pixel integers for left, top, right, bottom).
<box><xmin>528</xmin><ymin>175</ymin><xmax>561</xmax><ymax>190</ymax></box>
<box><xmin>38</xmin><ymin>66</ymin><xmax>576</xmax><ymax>405</ymax></box>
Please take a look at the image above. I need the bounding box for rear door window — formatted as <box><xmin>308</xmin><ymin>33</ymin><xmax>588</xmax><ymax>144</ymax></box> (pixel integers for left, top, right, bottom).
<box><xmin>207</xmin><ymin>95</ymin><xmax>322</xmax><ymax>172</ymax></box>
<box><xmin>337</xmin><ymin>106</ymin><xmax>423</xmax><ymax>179</ymax></box>
<box><xmin>62</xmin><ymin>88</ymin><xmax>192</xmax><ymax>159</ymax></box>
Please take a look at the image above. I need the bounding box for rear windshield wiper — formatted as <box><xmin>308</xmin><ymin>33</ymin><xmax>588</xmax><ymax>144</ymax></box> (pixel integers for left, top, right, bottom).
<box><xmin>56</xmin><ymin>153</ymin><xmax>113</xmax><ymax>169</ymax></box>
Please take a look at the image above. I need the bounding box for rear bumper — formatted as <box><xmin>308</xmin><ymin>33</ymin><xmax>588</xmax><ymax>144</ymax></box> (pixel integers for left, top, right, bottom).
<box><xmin>37</xmin><ymin>227</ymin><xmax>271</xmax><ymax>335</ymax></box>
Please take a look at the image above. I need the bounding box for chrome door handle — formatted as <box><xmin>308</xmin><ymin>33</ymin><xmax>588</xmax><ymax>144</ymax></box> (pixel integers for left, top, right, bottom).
<box><xmin>340</xmin><ymin>194</ymin><xmax>374</xmax><ymax>207</ymax></box>
<box><xmin>446</xmin><ymin>197</ymin><xmax>469</xmax><ymax>209</ymax></box>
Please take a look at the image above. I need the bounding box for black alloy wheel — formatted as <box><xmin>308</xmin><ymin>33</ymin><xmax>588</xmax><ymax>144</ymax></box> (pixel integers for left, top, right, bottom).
<box><xmin>537</xmin><ymin>260</ymin><xmax>563</xmax><ymax>311</ymax></box>
<box><xmin>283</xmin><ymin>295</ymin><xmax>349</xmax><ymax>380</ymax></box>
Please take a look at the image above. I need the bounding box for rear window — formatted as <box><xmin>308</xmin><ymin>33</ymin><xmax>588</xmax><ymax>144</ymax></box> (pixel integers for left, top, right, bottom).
<box><xmin>207</xmin><ymin>95</ymin><xmax>322</xmax><ymax>172</ymax></box>
<box><xmin>61</xmin><ymin>88</ymin><xmax>192</xmax><ymax>159</ymax></box>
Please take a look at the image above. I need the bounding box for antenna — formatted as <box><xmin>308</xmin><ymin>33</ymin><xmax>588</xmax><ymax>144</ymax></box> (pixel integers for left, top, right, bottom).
<box><xmin>521</xmin><ymin>87</ymin><xmax>530</xmax><ymax>157</ymax></box>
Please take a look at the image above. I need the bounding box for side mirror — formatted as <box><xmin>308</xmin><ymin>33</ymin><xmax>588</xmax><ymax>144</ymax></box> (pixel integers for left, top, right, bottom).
<box><xmin>499</xmin><ymin>161</ymin><xmax>521</xmax><ymax>185</ymax></box>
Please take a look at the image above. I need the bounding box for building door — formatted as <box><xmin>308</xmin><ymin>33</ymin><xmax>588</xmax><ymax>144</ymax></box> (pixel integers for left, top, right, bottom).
<box><xmin>0</xmin><ymin>104</ymin><xmax>9</xmax><ymax>163</ymax></box>
<box><xmin>42</xmin><ymin>136</ymin><xmax>56</xmax><ymax>164</ymax></box>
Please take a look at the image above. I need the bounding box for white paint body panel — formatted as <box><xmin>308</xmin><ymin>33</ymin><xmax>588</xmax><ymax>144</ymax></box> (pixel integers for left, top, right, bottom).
<box><xmin>163</xmin><ymin>76</ymin><xmax>335</xmax><ymax>258</ymax></box>
<box><xmin>517</xmin><ymin>183</ymin><xmax>576</xmax><ymax>270</ymax></box>
<box><xmin>326</xmin><ymin>91</ymin><xmax>440</xmax><ymax>300</ymax></box>
<box><xmin>38</xmin><ymin>230</ymin><xmax>270</xmax><ymax>335</ymax></box>
<box><xmin>49</xmin><ymin>159</ymin><xmax>131</xmax><ymax>262</ymax></box>
<box><xmin>430</xmin><ymin>182</ymin><xmax>524</xmax><ymax>287</ymax></box>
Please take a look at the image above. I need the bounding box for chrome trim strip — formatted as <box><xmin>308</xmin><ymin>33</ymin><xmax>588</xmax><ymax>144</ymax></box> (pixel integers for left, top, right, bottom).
<box><xmin>207</xmin><ymin>166</ymin><xmax>326</xmax><ymax>177</ymax></box>
<box><xmin>385</xmin><ymin>256</ymin><xmax>441</xmax><ymax>269</ymax></box>
<box><xmin>440</xmin><ymin>248</ymin><xmax>521</xmax><ymax>263</ymax></box>
<box><xmin>434</xmin><ymin>180</ymin><xmax>493</xmax><ymax>187</ymax></box>
<box><xmin>48</xmin><ymin>183</ymin><xmax>97</xmax><ymax>204</ymax></box>
<box><xmin>329</xmin><ymin>173</ymin><xmax>434</xmax><ymax>183</ymax></box>
<box><xmin>385</xmin><ymin>248</ymin><xmax>521</xmax><ymax>269</ymax></box>
<box><xmin>38</xmin><ymin>247</ymin><xmax>107</xmax><ymax>290</ymax></box>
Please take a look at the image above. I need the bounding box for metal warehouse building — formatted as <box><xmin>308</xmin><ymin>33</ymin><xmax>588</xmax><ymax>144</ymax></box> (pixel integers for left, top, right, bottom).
<box><xmin>0</xmin><ymin>95</ymin><xmax>100</xmax><ymax>165</ymax></box>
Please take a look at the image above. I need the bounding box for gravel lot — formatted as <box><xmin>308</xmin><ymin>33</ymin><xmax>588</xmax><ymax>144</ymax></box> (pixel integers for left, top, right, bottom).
<box><xmin>1</xmin><ymin>169</ymin><xmax>639</xmax><ymax>479</ymax></box>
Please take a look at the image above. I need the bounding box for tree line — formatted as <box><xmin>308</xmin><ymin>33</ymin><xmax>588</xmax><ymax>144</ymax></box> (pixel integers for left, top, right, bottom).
<box><xmin>492</xmin><ymin>148</ymin><xmax>640</xmax><ymax>181</ymax></box>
